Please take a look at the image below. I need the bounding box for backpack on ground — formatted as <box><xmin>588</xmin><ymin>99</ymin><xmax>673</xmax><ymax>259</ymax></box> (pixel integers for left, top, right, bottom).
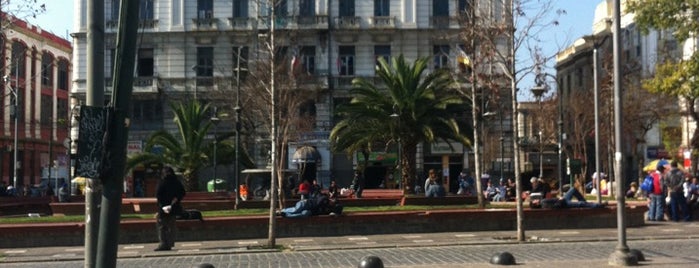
<box><xmin>640</xmin><ymin>175</ymin><xmax>654</xmax><ymax>193</ymax></box>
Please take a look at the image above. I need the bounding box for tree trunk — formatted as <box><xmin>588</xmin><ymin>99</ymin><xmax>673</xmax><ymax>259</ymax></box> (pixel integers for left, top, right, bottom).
<box><xmin>401</xmin><ymin>142</ymin><xmax>417</xmax><ymax>195</ymax></box>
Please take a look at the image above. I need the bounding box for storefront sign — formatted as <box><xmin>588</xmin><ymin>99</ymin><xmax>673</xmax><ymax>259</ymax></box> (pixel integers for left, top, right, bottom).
<box><xmin>431</xmin><ymin>141</ymin><xmax>463</xmax><ymax>154</ymax></box>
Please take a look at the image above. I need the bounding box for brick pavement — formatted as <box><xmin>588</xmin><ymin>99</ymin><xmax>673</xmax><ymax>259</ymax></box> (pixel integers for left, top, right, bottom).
<box><xmin>2</xmin><ymin>221</ymin><xmax>699</xmax><ymax>267</ymax></box>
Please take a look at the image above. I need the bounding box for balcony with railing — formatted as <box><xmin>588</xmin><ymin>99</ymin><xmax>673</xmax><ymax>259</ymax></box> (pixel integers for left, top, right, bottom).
<box><xmin>369</xmin><ymin>16</ymin><xmax>396</xmax><ymax>29</ymax></box>
<box><xmin>193</xmin><ymin>18</ymin><xmax>219</xmax><ymax>30</ymax></box>
<box><xmin>105</xmin><ymin>19</ymin><xmax>158</xmax><ymax>30</ymax></box>
<box><xmin>133</xmin><ymin>77</ymin><xmax>159</xmax><ymax>93</ymax></box>
<box><xmin>430</xmin><ymin>16</ymin><xmax>454</xmax><ymax>29</ymax></box>
<box><xmin>295</xmin><ymin>15</ymin><xmax>329</xmax><ymax>29</ymax></box>
<box><xmin>334</xmin><ymin>16</ymin><xmax>361</xmax><ymax>30</ymax></box>
<box><xmin>227</xmin><ymin>17</ymin><xmax>255</xmax><ymax>30</ymax></box>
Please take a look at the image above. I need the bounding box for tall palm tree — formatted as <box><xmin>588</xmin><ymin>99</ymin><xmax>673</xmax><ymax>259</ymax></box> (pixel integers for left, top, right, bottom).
<box><xmin>126</xmin><ymin>100</ymin><xmax>253</xmax><ymax>191</ymax></box>
<box><xmin>331</xmin><ymin>55</ymin><xmax>470</xmax><ymax>194</ymax></box>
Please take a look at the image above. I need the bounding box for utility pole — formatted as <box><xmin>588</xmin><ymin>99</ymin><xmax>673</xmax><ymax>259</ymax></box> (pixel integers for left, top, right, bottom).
<box><xmin>95</xmin><ymin>0</ymin><xmax>140</xmax><ymax>267</ymax></box>
<box><xmin>84</xmin><ymin>0</ymin><xmax>104</xmax><ymax>267</ymax></box>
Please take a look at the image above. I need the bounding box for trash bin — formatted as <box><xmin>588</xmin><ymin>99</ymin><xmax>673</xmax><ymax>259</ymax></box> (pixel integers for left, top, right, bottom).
<box><xmin>207</xmin><ymin>179</ymin><xmax>227</xmax><ymax>192</ymax></box>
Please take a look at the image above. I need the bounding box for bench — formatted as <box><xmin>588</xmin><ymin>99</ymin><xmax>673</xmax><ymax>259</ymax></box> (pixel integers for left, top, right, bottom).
<box><xmin>356</xmin><ymin>189</ymin><xmax>403</xmax><ymax>199</ymax></box>
<box><xmin>0</xmin><ymin>196</ymin><xmax>52</xmax><ymax>216</ymax></box>
<box><xmin>184</xmin><ymin>191</ymin><xmax>232</xmax><ymax>200</ymax></box>
<box><xmin>400</xmin><ymin>195</ymin><xmax>478</xmax><ymax>206</ymax></box>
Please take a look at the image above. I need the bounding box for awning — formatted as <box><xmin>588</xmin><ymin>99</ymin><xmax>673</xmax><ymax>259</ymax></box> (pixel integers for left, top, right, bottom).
<box><xmin>292</xmin><ymin>146</ymin><xmax>321</xmax><ymax>164</ymax></box>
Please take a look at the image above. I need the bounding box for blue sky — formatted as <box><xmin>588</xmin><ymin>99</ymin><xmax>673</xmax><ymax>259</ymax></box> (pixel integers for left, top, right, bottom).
<box><xmin>26</xmin><ymin>0</ymin><xmax>599</xmax><ymax>98</ymax></box>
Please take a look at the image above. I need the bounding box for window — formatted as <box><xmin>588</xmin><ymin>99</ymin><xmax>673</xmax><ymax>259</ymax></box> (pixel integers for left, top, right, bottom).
<box><xmin>233</xmin><ymin>46</ymin><xmax>249</xmax><ymax>81</ymax></box>
<box><xmin>137</xmin><ymin>48</ymin><xmax>154</xmax><ymax>77</ymax></box>
<box><xmin>339</xmin><ymin>0</ymin><xmax>355</xmax><ymax>16</ymax></box>
<box><xmin>300</xmin><ymin>46</ymin><xmax>315</xmax><ymax>74</ymax></box>
<box><xmin>275</xmin><ymin>46</ymin><xmax>289</xmax><ymax>65</ymax></box>
<box><xmin>11</xmin><ymin>42</ymin><xmax>26</xmax><ymax>79</ymax></box>
<box><xmin>131</xmin><ymin>99</ymin><xmax>163</xmax><ymax>130</ymax></box>
<box><xmin>433</xmin><ymin>45</ymin><xmax>449</xmax><ymax>69</ymax></box>
<box><xmin>374</xmin><ymin>45</ymin><xmax>391</xmax><ymax>67</ymax></box>
<box><xmin>374</xmin><ymin>0</ymin><xmax>389</xmax><ymax>16</ymax></box>
<box><xmin>198</xmin><ymin>0</ymin><xmax>213</xmax><ymax>19</ymax></box>
<box><xmin>57</xmin><ymin>98</ymin><xmax>68</xmax><ymax>122</ymax></box>
<box><xmin>433</xmin><ymin>0</ymin><xmax>449</xmax><ymax>16</ymax></box>
<box><xmin>338</xmin><ymin>46</ymin><xmax>355</xmax><ymax>76</ymax></box>
<box><xmin>233</xmin><ymin>0</ymin><xmax>248</xmax><ymax>18</ymax></box>
<box><xmin>140</xmin><ymin>0</ymin><xmax>154</xmax><ymax>20</ymax></box>
<box><xmin>458</xmin><ymin>0</ymin><xmax>471</xmax><ymax>14</ymax></box>
<box><xmin>57</xmin><ymin>59</ymin><xmax>69</xmax><ymax>90</ymax></box>
<box><xmin>275</xmin><ymin>0</ymin><xmax>288</xmax><ymax>17</ymax></box>
<box><xmin>41</xmin><ymin>53</ymin><xmax>53</xmax><ymax>87</ymax></box>
<box><xmin>299</xmin><ymin>0</ymin><xmax>314</xmax><ymax>16</ymax></box>
<box><xmin>196</xmin><ymin>47</ymin><xmax>214</xmax><ymax>77</ymax></box>
<box><xmin>40</xmin><ymin>95</ymin><xmax>51</xmax><ymax>124</ymax></box>
<box><xmin>111</xmin><ymin>0</ymin><xmax>120</xmax><ymax>21</ymax></box>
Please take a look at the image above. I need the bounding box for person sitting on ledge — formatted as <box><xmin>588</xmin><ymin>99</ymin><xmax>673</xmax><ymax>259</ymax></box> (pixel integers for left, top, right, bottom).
<box><xmin>276</xmin><ymin>193</ymin><xmax>343</xmax><ymax>218</ymax></box>
<box><xmin>541</xmin><ymin>185</ymin><xmax>607</xmax><ymax>209</ymax></box>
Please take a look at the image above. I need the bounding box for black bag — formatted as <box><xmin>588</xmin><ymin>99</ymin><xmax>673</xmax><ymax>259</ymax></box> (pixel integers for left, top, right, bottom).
<box><xmin>177</xmin><ymin>209</ymin><xmax>204</xmax><ymax>222</ymax></box>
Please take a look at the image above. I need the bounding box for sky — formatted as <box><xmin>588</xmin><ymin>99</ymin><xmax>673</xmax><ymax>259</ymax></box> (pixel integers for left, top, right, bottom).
<box><xmin>24</xmin><ymin>0</ymin><xmax>600</xmax><ymax>98</ymax></box>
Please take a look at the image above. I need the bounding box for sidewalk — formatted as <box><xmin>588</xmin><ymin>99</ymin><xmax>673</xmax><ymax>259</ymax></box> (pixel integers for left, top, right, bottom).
<box><xmin>2</xmin><ymin>220</ymin><xmax>698</xmax><ymax>264</ymax></box>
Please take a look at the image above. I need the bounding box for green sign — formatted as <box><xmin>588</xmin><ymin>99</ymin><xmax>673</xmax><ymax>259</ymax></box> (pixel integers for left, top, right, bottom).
<box><xmin>357</xmin><ymin>152</ymin><xmax>397</xmax><ymax>164</ymax></box>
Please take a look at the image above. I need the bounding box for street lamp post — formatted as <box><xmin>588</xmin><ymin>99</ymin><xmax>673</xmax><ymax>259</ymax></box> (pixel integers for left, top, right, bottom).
<box><xmin>4</xmin><ymin>74</ymin><xmax>19</xmax><ymax>189</ymax></box>
<box><xmin>584</xmin><ymin>24</ymin><xmax>611</xmax><ymax>204</ymax></box>
<box><xmin>531</xmin><ymin>84</ymin><xmax>546</xmax><ymax>180</ymax></box>
<box><xmin>608</xmin><ymin>0</ymin><xmax>638</xmax><ymax>264</ymax></box>
<box><xmin>211</xmin><ymin>107</ymin><xmax>220</xmax><ymax>192</ymax></box>
<box><xmin>390</xmin><ymin>107</ymin><xmax>402</xmax><ymax>190</ymax></box>
<box><xmin>234</xmin><ymin>46</ymin><xmax>246</xmax><ymax>208</ymax></box>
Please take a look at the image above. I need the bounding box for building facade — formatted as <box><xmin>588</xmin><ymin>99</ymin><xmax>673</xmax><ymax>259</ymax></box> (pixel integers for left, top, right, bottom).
<box><xmin>71</xmin><ymin>0</ymin><xmax>512</xmax><ymax>191</ymax></box>
<box><xmin>1</xmin><ymin>14</ymin><xmax>72</xmax><ymax>189</ymax></box>
<box><xmin>554</xmin><ymin>0</ymin><xmax>681</xmax><ymax>185</ymax></box>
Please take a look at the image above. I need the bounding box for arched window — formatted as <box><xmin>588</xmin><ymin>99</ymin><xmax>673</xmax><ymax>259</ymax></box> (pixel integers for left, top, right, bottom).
<box><xmin>41</xmin><ymin>52</ymin><xmax>54</xmax><ymax>87</ymax></box>
<box><xmin>57</xmin><ymin>59</ymin><xmax>69</xmax><ymax>90</ymax></box>
<box><xmin>11</xmin><ymin>41</ymin><xmax>27</xmax><ymax>78</ymax></box>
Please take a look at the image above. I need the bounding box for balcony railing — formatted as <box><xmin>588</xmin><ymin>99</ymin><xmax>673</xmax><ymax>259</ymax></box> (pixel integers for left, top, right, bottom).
<box><xmin>430</xmin><ymin>16</ymin><xmax>453</xmax><ymax>29</ymax></box>
<box><xmin>295</xmin><ymin>15</ymin><xmax>328</xmax><ymax>28</ymax></box>
<box><xmin>193</xmin><ymin>18</ymin><xmax>219</xmax><ymax>30</ymax></box>
<box><xmin>106</xmin><ymin>19</ymin><xmax>158</xmax><ymax>29</ymax></box>
<box><xmin>227</xmin><ymin>17</ymin><xmax>255</xmax><ymax>30</ymax></box>
<box><xmin>334</xmin><ymin>16</ymin><xmax>361</xmax><ymax>29</ymax></box>
<box><xmin>369</xmin><ymin>16</ymin><xmax>396</xmax><ymax>29</ymax></box>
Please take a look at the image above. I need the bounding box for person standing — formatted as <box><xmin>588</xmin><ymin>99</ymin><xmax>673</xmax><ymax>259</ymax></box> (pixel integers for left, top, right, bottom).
<box><xmin>666</xmin><ymin>160</ymin><xmax>689</xmax><ymax>221</ymax></box>
<box><xmin>155</xmin><ymin>166</ymin><xmax>186</xmax><ymax>251</ymax></box>
<box><xmin>351</xmin><ymin>170</ymin><xmax>364</xmax><ymax>198</ymax></box>
<box><xmin>648</xmin><ymin>160</ymin><xmax>668</xmax><ymax>221</ymax></box>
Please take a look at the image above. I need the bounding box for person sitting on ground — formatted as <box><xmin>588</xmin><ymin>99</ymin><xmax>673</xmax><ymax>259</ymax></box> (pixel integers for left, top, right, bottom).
<box><xmin>277</xmin><ymin>193</ymin><xmax>343</xmax><ymax>218</ymax></box>
<box><xmin>541</xmin><ymin>185</ymin><xmax>606</xmax><ymax>209</ymax></box>
<box><xmin>626</xmin><ymin>182</ymin><xmax>638</xmax><ymax>198</ymax></box>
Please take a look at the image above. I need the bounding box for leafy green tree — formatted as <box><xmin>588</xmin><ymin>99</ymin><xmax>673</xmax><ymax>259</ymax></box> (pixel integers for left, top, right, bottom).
<box><xmin>627</xmin><ymin>0</ymin><xmax>699</xmax><ymax>166</ymax></box>
<box><xmin>331</xmin><ymin>55</ymin><xmax>470</xmax><ymax>194</ymax></box>
<box><xmin>127</xmin><ymin>100</ymin><xmax>253</xmax><ymax>191</ymax></box>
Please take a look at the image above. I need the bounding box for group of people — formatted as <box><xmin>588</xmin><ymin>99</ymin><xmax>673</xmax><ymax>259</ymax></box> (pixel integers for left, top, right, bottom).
<box><xmin>645</xmin><ymin>159</ymin><xmax>695</xmax><ymax>222</ymax></box>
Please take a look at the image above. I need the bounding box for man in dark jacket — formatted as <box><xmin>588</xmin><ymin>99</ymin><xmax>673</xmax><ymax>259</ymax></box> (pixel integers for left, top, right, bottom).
<box><xmin>155</xmin><ymin>166</ymin><xmax>186</xmax><ymax>251</ymax></box>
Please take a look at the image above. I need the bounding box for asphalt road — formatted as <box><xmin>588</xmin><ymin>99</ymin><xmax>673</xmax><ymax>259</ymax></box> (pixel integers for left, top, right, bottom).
<box><xmin>2</xmin><ymin>221</ymin><xmax>699</xmax><ymax>267</ymax></box>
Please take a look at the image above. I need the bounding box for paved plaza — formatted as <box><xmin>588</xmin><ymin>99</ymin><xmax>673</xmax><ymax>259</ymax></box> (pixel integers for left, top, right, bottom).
<box><xmin>2</xmin><ymin>221</ymin><xmax>699</xmax><ymax>267</ymax></box>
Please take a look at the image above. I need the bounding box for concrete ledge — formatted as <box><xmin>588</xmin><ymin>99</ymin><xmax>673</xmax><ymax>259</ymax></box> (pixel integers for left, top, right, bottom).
<box><xmin>400</xmin><ymin>196</ymin><xmax>478</xmax><ymax>206</ymax></box>
<box><xmin>0</xmin><ymin>205</ymin><xmax>647</xmax><ymax>248</ymax></box>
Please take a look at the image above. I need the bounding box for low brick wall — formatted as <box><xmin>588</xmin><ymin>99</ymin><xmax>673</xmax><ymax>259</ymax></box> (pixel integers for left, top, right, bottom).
<box><xmin>0</xmin><ymin>206</ymin><xmax>647</xmax><ymax>248</ymax></box>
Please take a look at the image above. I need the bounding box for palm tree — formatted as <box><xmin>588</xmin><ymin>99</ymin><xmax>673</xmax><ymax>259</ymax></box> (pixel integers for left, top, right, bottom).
<box><xmin>331</xmin><ymin>55</ymin><xmax>470</xmax><ymax>194</ymax></box>
<box><xmin>126</xmin><ymin>100</ymin><xmax>253</xmax><ymax>191</ymax></box>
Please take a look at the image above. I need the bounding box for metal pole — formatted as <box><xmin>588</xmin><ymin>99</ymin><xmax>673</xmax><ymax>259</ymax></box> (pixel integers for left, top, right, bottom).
<box><xmin>212</xmin><ymin>112</ymin><xmax>218</xmax><ymax>192</ymax></box>
<box><xmin>97</xmin><ymin>0</ymin><xmax>140</xmax><ymax>266</ymax></box>
<box><xmin>608</xmin><ymin>0</ymin><xmax>637</xmax><ymax>264</ymax></box>
<box><xmin>85</xmin><ymin>0</ymin><xmax>105</xmax><ymax>266</ymax></box>
<box><xmin>538</xmin><ymin>129</ymin><xmax>543</xmax><ymax>179</ymax></box>
<box><xmin>234</xmin><ymin>46</ymin><xmax>242</xmax><ymax>207</ymax></box>
<box><xmin>10</xmin><ymin>73</ymin><xmax>19</xmax><ymax>190</ymax></box>
<box><xmin>593</xmin><ymin>45</ymin><xmax>602</xmax><ymax>204</ymax></box>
